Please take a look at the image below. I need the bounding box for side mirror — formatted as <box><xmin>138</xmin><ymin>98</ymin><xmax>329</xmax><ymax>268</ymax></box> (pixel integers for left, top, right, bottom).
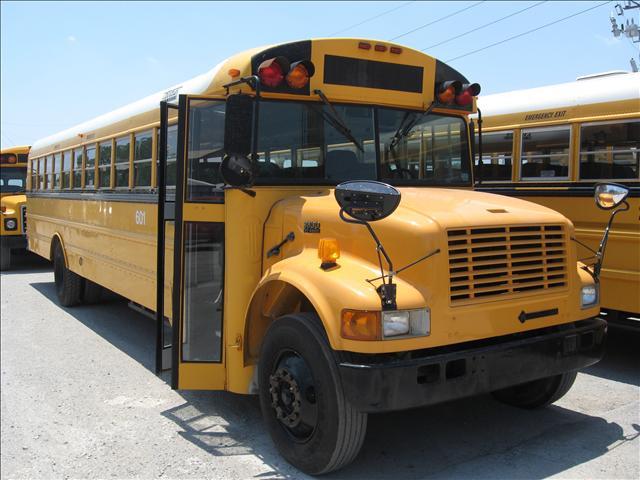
<box><xmin>594</xmin><ymin>182</ymin><xmax>629</xmax><ymax>210</ymax></box>
<box><xmin>334</xmin><ymin>180</ymin><xmax>401</xmax><ymax>222</ymax></box>
<box><xmin>222</xmin><ymin>94</ymin><xmax>255</xmax><ymax>187</ymax></box>
<box><xmin>224</xmin><ymin>94</ymin><xmax>254</xmax><ymax>157</ymax></box>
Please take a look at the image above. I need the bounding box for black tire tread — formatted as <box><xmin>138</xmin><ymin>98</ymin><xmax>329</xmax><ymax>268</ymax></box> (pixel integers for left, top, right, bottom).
<box><xmin>0</xmin><ymin>246</ymin><xmax>10</xmax><ymax>271</ymax></box>
<box><xmin>492</xmin><ymin>371</ymin><xmax>578</xmax><ymax>409</ymax></box>
<box><xmin>54</xmin><ymin>242</ymin><xmax>83</xmax><ymax>307</ymax></box>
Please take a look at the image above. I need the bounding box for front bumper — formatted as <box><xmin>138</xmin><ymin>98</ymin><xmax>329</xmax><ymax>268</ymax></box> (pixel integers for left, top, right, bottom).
<box><xmin>1</xmin><ymin>234</ymin><xmax>27</xmax><ymax>251</ymax></box>
<box><xmin>339</xmin><ymin>318</ymin><xmax>606</xmax><ymax>413</ymax></box>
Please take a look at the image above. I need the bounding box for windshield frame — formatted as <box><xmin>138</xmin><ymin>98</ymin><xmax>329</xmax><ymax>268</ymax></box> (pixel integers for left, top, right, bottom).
<box><xmin>251</xmin><ymin>98</ymin><xmax>473</xmax><ymax>188</ymax></box>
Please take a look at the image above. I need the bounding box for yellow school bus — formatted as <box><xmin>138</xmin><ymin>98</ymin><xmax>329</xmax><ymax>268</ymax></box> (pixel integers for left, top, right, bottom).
<box><xmin>27</xmin><ymin>39</ymin><xmax>616</xmax><ymax>474</ymax></box>
<box><xmin>1</xmin><ymin>145</ymin><xmax>30</xmax><ymax>270</ymax></box>
<box><xmin>475</xmin><ymin>71</ymin><xmax>639</xmax><ymax>329</ymax></box>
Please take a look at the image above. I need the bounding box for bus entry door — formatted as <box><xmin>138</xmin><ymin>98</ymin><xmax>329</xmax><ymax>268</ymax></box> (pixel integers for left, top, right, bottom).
<box><xmin>158</xmin><ymin>95</ymin><xmax>227</xmax><ymax>390</ymax></box>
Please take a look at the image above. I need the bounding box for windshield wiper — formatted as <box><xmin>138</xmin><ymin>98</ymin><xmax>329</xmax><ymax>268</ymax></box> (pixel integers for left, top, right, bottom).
<box><xmin>314</xmin><ymin>89</ymin><xmax>364</xmax><ymax>152</ymax></box>
<box><xmin>389</xmin><ymin>104</ymin><xmax>435</xmax><ymax>150</ymax></box>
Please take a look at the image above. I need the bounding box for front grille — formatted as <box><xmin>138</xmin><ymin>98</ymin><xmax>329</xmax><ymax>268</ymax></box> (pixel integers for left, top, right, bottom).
<box><xmin>20</xmin><ymin>205</ymin><xmax>27</xmax><ymax>233</ymax></box>
<box><xmin>448</xmin><ymin>225</ymin><xmax>567</xmax><ymax>304</ymax></box>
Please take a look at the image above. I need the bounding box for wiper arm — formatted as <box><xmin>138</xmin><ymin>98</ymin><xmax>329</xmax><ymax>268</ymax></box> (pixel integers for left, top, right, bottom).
<box><xmin>314</xmin><ymin>89</ymin><xmax>364</xmax><ymax>152</ymax></box>
<box><xmin>389</xmin><ymin>103</ymin><xmax>435</xmax><ymax>150</ymax></box>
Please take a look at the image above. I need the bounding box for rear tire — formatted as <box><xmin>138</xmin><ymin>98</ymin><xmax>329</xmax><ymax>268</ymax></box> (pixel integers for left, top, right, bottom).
<box><xmin>82</xmin><ymin>278</ymin><xmax>103</xmax><ymax>304</ymax></box>
<box><xmin>53</xmin><ymin>241</ymin><xmax>82</xmax><ymax>307</ymax></box>
<box><xmin>258</xmin><ymin>313</ymin><xmax>367</xmax><ymax>475</ymax></box>
<box><xmin>491</xmin><ymin>371</ymin><xmax>578</xmax><ymax>409</ymax></box>
<box><xmin>0</xmin><ymin>246</ymin><xmax>10</xmax><ymax>271</ymax></box>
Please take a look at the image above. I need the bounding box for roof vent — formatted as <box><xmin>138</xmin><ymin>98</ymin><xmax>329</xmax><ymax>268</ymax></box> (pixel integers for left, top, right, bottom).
<box><xmin>576</xmin><ymin>71</ymin><xmax>629</xmax><ymax>81</ymax></box>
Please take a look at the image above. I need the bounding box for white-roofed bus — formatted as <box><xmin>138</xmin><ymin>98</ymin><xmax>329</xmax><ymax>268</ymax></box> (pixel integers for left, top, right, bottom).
<box><xmin>26</xmin><ymin>39</ymin><xmax>624</xmax><ymax>474</ymax></box>
<box><xmin>475</xmin><ymin>71</ymin><xmax>639</xmax><ymax>330</ymax></box>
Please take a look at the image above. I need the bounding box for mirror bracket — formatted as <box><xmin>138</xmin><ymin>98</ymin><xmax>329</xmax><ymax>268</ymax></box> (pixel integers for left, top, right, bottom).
<box><xmin>223</xmin><ymin>75</ymin><xmax>260</xmax><ymax>95</ymax></box>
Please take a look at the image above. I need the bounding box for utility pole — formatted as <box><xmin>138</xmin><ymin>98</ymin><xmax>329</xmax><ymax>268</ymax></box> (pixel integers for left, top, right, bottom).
<box><xmin>609</xmin><ymin>1</ymin><xmax>640</xmax><ymax>71</ymax></box>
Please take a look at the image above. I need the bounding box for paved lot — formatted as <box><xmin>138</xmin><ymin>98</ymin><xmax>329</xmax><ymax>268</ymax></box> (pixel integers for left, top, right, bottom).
<box><xmin>2</xmin><ymin>254</ymin><xmax>639</xmax><ymax>479</ymax></box>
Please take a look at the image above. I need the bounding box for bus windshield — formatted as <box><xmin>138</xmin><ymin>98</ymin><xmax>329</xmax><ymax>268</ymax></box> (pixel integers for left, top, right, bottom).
<box><xmin>255</xmin><ymin>101</ymin><xmax>470</xmax><ymax>186</ymax></box>
<box><xmin>0</xmin><ymin>167</ymin><xmax>26</xmax><ymax>193</ymax></box>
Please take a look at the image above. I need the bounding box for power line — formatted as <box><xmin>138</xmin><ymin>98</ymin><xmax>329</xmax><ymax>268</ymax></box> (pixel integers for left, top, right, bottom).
<box><xmin>389</xmin><ymin>1</ymin><xmax>486</xmax><ymax>41</ymax></box>
<box><xmin>447</xmin><ymin>0</ymin><xmax>612</xmax><ymax>62</ymax></box>
<box><xmin>1</xmin><ymin>131</ymin><xmax>18</xmax><ymax>146</ymax></box>
<box><xmin>329</xmin><ymin>1</ymin><xmax>416</xmax><ymax>36</ymax></box>
<box><xmin>421</xmin><ymin>1</ymin><xmax>548</xmax><ymax>51</ymax></box>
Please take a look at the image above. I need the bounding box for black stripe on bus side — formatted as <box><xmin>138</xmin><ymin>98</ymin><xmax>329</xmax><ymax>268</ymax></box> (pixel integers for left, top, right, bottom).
<box><xmin>26</xmin><ymin>191</ymin><xmax>189</xmax><ymax>204</ymax></box>
<box><xmin>476</xmin><ymin>184</ymin><xmax>640</xmax><ymax>198</ymax></box>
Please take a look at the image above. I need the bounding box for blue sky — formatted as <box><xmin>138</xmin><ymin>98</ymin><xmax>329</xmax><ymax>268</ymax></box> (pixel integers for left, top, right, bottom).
<box><xmin>1</xmin><ymin>1</ymin><xmax>638</xmax><ymax>148</ymax></box>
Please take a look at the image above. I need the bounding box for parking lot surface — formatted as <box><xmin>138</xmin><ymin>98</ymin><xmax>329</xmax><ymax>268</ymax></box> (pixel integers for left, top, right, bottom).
<box><xmin>2</xmin><ymin>254</ymin><xmax>639</xmax><ymax>479</ymax></box>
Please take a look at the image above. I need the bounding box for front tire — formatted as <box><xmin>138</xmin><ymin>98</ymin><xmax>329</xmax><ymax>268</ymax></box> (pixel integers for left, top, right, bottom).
<box><xmin>258</xmin><ymin>313</ymin><xmax>367</xmax><ymax>475</ymax></box>
<box><xmin>53</xmin><ymin>241</ymin><xmax>82</xmax><ymax>307</ymax></box>
<box><xmin>0</xmin><ymin>245</ymin><xmax>11</xmax><ymax>271</ymax></box>
<box><xmin>491</xmin><ymin>371</ymin><xmax>578</xmax><ymax>409</ymax></box>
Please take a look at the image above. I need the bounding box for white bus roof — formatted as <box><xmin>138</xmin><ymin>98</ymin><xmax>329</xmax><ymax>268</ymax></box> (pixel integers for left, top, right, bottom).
<box><xmin>477</xmin><ymin>72</ymin><xmax>640</xmax><ymax>117</ymax></box>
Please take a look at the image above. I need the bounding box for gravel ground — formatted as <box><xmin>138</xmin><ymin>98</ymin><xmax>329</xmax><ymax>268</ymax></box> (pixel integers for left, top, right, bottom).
<box><xmin>2</xmin><ymin>253</ymin><xmax>639</xmax><ymax>479</ymax></box>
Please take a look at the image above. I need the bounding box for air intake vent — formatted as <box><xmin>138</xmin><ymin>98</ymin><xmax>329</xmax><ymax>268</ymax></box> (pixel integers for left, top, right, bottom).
<box><xmin>447</xmin><ymin>224</ymin><xmax>567</xmax><ymax>305</ymax></box>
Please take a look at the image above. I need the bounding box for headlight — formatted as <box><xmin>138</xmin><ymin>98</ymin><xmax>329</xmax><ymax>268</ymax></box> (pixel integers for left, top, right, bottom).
<box><xmin>581</xmin><ymin>284</ymin><xmax>598</xmax><ymax>308</ymax></box>
<box><xmin>382</xmin><ymin>309</ymin><xmax>430</xmax><ymax>339</ymax></box>
<box><xmin>4</xmin><ymin>218</ymin><xmax>17</xmax><ymax>230</ymax></box>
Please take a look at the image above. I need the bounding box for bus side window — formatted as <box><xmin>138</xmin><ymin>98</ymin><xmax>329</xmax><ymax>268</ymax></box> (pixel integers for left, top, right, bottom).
<box><xmin>115</xmin><ymin>136</ymin><xmax>130</xmax><ymax>188</ymax></box>
<box><xmin>62</xmin><ymin>151</ymin><xmax>71</xmax><ymax>189</ymax></box>
<box><xmin>134</xmin><ymin>130</ymin><xmax>153</xmax><ymax>188</ymax></box>
<box><xmin>53</xmin><ymin>153</ymin><xmax>62</xmax><ymax>190</ymax></box>
<box><xmin>46</xmin><ymin>155</ymin><xmax>54</xmax><ymax>190</ymax></box>
<box><xmin>579</xmin><ymin>120</ymin><xmax>640</xmax><ymax>180</ymax></box>
<box><xmin>85</xmin><ymin>145</ymin><xmax>96</xmax><ymax>189</ymax></box>
<box><xmin>99</xmin><ymin>141</ymin><xmax>112</xmax><ymax>189</ymax></box>
<box><xmin>475</xmin><ymin>131</ymin><xmax>513</xmax><ymax>181</ymax></box>
<box><xmin>73</xmin><ymin>147</ymin><xmax>84</xmax><ymax>189</ymax></box>
<box><xmin>520</xmin><ymin>127</ymin><xmax>570</xmax><ymax>180</ymax></box>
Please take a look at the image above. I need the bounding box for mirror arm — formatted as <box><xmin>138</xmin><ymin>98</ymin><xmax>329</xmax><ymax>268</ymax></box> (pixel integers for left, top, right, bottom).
<box><xmin>594</xmin><ymin>200</ymin><xmax>629</xmax><ymax>278</ymax></box>
<box><xmin>340</xmin><ymin>209</ymin><xmax>397</xmax><ymax>310</ymax></box>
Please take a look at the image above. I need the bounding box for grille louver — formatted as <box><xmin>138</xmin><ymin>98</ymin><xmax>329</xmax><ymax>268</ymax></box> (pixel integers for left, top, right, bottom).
<box><xmin>448</xmin><ymin>225</ymin><xmax>568</xmax><ymax>304</ymax></box>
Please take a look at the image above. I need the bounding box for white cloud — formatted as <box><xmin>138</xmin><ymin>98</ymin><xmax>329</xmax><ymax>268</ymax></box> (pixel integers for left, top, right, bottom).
<box><xmin>67</xmin><ymin>35</ymin><xmax>77</xmax><ymax>43</ymax></box>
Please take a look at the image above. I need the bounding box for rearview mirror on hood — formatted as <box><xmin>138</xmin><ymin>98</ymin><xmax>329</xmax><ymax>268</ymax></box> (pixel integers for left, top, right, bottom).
<box><xmin>334</xmin><ymin>180</ymin><xmax>401</xmax><ymax>222</ymax></box>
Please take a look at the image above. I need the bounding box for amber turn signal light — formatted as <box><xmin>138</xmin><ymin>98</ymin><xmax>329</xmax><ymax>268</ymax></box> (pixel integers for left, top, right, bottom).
<box><xmin>341</xmin><ymin>310</ymin><xmax>381</xmax><ymax>341</ymax></box>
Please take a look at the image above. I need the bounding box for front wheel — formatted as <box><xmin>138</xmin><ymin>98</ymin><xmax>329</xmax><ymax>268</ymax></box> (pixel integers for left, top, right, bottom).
<box><xmin>491</xmin><ymin>371</ymin><xmax>578</xmax><ymax>409</ymax></box>
<box><xmin>0</xmin><ymin>245</ymin><xmax>11</xmax><ymax>271</ymax></box>
<box><xmin>258</xmin><ymin>313</ymin><xmax>367</xmax><ymax>475</ymax></box>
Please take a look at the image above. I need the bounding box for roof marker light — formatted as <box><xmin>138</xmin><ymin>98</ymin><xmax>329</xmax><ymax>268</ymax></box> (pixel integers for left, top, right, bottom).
<box><xmin>228</xmin><ymin>68</ymin><xmax>241</xmax><ymax>78</ymax></box>
<box><xmin>390</xmin><ymin>46</ymin><xmax>402</xmax><ymax>54</ymax></box>
<box><xmin>358</xmin><ymin>42</ymin><xmax>371</xmax><ymax>50</ymax></box>
<box><xmin>374</xmin><ymin>44</ymin><xmax>387</xmax><ymax>52</ymax></box>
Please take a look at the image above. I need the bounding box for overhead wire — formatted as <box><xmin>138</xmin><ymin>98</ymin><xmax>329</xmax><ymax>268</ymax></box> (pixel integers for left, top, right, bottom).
<box><xmin>446</xmin><ymin>0</ymin><xmax>612</xmax><ymax>62</ymax></box>
<box><xmin>389</xmin><ymin>1</ymin><xmax>486</xmax><ymax>41</ymax></box>
<box><xmin>421</xmin><ymin>1</ymin><xmax>548</xmax><ymax>51</ymax></box>
<box><xmin>328</xmin><ymin>1</ymin><xmax>416</xmax><ymax>37</ymax></box>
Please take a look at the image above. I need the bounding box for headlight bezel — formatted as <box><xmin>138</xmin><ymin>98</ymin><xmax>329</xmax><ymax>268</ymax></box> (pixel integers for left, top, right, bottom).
<box><xmin>4</xmin><ymin>218</ymin><xmax>17</xmax><ymax>231</ymax></box>
<box><xmin>381</xmin><ymin>308</ymin><xmax>430</xmax><ymax>340</ymax></box>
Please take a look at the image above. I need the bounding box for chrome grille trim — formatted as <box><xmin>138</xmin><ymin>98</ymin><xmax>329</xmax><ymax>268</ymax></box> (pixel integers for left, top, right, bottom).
<box><xmin>448</xmin><ymin>225</ymin><xmax>568</xmax><ymax>305</ymax></box>
<box><xmin>20</xmin><ymin>205</ymin><xmax>27</xmax><ymax>233</ymax></box>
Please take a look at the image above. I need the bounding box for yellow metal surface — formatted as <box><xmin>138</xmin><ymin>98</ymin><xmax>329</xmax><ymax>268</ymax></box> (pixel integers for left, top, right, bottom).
<box><xmin>1</xmin><ymin>146</ymin><xmax>29</xmax><ymax>238</ymax></box>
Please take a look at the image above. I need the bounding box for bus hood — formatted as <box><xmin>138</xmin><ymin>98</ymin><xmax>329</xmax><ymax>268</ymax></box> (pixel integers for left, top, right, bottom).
<box><xmin>394</xmin><ymin>187</ymin><xmax>569</xmax><ymax>228</ymax></box>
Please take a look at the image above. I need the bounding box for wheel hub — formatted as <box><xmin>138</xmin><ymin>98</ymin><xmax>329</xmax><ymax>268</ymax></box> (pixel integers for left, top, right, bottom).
<box><xmin>269</xmin><ymin>368</ymin><xmax>302</xmax><ymax>427</ymax></box>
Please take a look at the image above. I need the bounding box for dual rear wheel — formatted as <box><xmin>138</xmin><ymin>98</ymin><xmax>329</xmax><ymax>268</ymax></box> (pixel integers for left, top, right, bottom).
<box><xmin>53</xmin><ymin>241</ymin><xmax>103</xmax><ymax>307</ymax></box>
